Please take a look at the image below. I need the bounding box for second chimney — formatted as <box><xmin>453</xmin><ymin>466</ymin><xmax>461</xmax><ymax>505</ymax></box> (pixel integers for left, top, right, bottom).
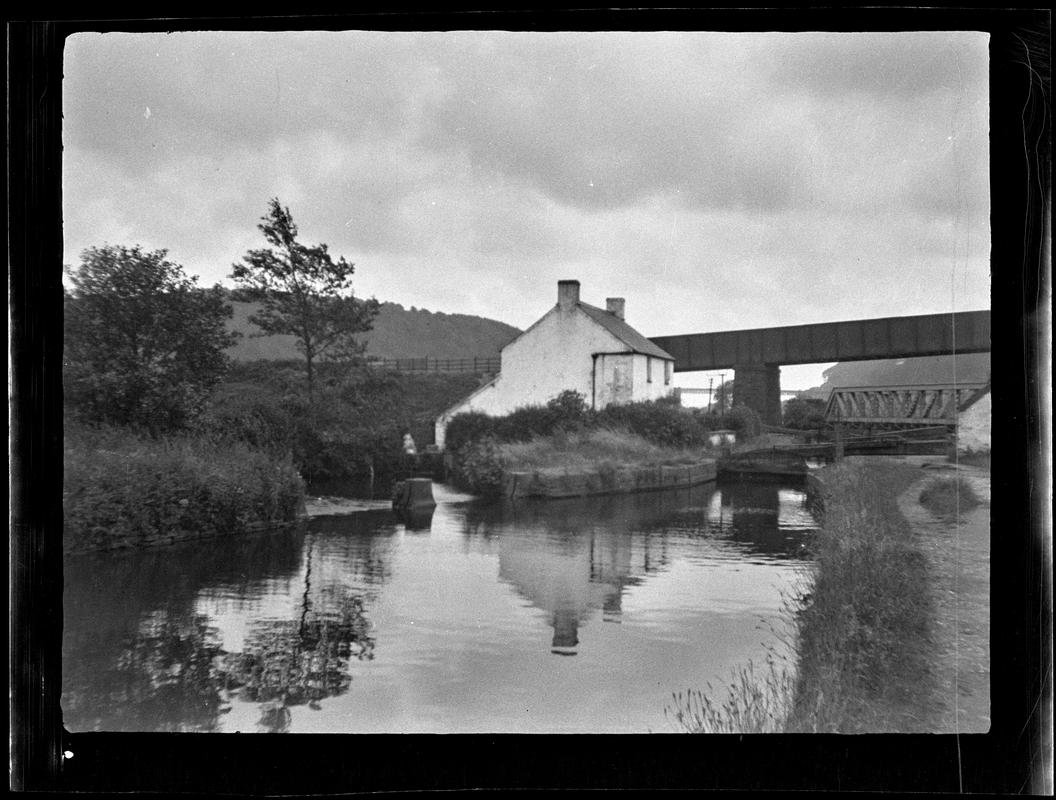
<box><xmin>606</xmin><ymin>297</ymin><xmax>625</xmax><ymax>320</ymax></box>
<box><xmin>558</xmin><ymin>280</ymin><xmax>580</xmax><ymax>310</ymax></box>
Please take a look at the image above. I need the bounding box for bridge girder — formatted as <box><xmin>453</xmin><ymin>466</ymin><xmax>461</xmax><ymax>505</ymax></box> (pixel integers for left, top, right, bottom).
<box><xmin>824</xmin><ymin>383</ymin><xmax>987</xmax><ymax>426</ymax></box>
<box><xmin>650</xmin><ymin>310</ymin><xmax>990</xmax><ymax>372</ymax></box>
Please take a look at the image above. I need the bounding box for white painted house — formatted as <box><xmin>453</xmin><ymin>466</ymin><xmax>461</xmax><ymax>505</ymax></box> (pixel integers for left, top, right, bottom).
<box><xmin>435</xmin><ymin>280</ymin><xmax>676</xmax><ymax>449</ymax></box>
<box><xmin>956</xmin><ymin>381</ymin><xmax>991</xmax><ymax>455</ymax></box>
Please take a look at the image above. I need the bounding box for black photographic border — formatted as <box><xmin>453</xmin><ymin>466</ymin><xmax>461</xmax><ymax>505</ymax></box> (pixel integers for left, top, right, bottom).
<box><xmin>10</xmin><ymin>6</ymin><xmax>1051</xmax><ymax>794</ymax></box>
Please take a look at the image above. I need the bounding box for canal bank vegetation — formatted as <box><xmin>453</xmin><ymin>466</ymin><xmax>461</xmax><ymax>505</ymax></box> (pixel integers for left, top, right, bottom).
<box><xmin>669</xmin><ymin>460</ymin><xmax>939</xmax><ymax>733</ymax></box>
<box><xmin>786</xmin><ymin>461</ymin><xmax>938</xmax><ymax>732</ymax></box>
<box><xmin>63</xmin><ymin>422</ymin><xmax>305</xmax><ymax>553</ymax></box>
<box><xmin>63</xmin><ymin>215</ymin><xmax>487</xmax><ymax>551</ymax></box>
<box><xmin>447</xmin><ymin>390</ymin><xmax>763</xmax><ymax>496</ymax></box>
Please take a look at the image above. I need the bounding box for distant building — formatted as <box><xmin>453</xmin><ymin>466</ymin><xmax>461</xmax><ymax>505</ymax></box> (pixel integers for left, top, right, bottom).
<box><xmin>435</xmin><ymin>280</ymin><xmax>675</xmax><ymax>449</ymax></box>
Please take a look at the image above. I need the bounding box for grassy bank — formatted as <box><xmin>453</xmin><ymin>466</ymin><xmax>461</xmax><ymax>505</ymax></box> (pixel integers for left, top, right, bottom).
<box><xmin>499</xmin><ymin>427</ymin><xmax>707</xmax><ymax>471</ymax></box>
<box><xmin>447</xmin><ymin>392</ymin><xmax>760</xmax><ymax>496</ymax></box>
<box><xmin>64</xmin><ymin>423</ymin><xmax>305</xmax><ymax>553</ymax></box>
<box><xmin>788</xmin><ymin>460</ymin><xmax>939</xmax><ymax>732</ymax></box>
<box><xmin>669</xmin><ymin>460</ymin><xmax>939</xmax><ymax>733</ymax></box>
<box><xmin>456</xmin><ymin>427</ymin><xmax>721</xmax><ymax>497</ymax></box>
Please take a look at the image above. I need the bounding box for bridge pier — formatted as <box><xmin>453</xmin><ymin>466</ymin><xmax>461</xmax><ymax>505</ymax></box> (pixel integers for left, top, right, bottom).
<box><xmin>733</xmin><ymin>363</ymin><xmax>782</xmax><ymax>425</ymax></box>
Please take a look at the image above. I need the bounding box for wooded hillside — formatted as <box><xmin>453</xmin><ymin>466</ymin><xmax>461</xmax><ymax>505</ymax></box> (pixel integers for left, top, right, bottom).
<box><xmin>226</xmin><ymin>300</ymin><xmax>521</xmax><ymax>362</ymax></box>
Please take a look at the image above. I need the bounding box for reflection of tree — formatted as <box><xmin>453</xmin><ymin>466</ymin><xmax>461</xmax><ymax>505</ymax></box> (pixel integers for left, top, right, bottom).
<box><xmin>63</xmin><ymin>611</ymin><xmax>229</xmax><ymax>732</ymax></box>
<box><xmin>63</xmin><ymin>522</ymin><xmax>389</xmax><ymax>733</ymax></box>
<box><xmin>218</xmin><ymin>594</ymin><xmax>375</xmax><ymax>731</ymax></box>
<box><xmin>216</xmin><ymin>534</ymin><xmax>376</xmax><ymax>732</ymax></box>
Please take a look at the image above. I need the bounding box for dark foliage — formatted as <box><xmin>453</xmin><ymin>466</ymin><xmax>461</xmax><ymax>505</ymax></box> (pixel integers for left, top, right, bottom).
<box><xmin>230</xmin><ymin>198</ymin><xmax>380</xmax><ymax>394</ymax></box>
<box><xmin>783</xmin><ymin>398</ymin><xmax>829</xmax><ymax>430</ymax></box>
<box><xmin>64</xmin><ymin>244</ymin><xmax>238</xmax><ymax>433</ymax></box>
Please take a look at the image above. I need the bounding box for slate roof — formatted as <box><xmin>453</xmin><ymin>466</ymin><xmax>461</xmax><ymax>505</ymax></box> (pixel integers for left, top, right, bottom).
<box><xmin>578</xmin><ymin>302</ymin><xmax>674</xmax><ymax>360</ymax></box>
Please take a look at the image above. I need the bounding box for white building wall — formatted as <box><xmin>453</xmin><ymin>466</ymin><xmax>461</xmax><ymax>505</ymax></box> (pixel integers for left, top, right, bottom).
<box><xmin>435</xmin><ymin>302</ymin><xmax>676</xmax><ymax>449</ymax></box>
<box><xmin>594</xmin><ymin>353</ymin><xmax>635</xmax><ymax>408</ymax></box>
<box><xmin>957</xmin><ymin>391</ymin><xmax>991</xmax><ymax>453</ymax></box>
<box><xmin>437</xmin><ymin>305</ymin><xmax>627</xmax><ymax>448</ymax></box>
<box><xmin>633</xmin><ymin>355</ymin><xmax>676</xmax><ymax>403</ymax></box>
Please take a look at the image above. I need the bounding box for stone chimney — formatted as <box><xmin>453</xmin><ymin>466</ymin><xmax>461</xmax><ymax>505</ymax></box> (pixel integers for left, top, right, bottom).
<box><xmin>557</xmin><ymin>280</ymin><xmax>580</xmax><ymax>310</ymax></box>
<box><xmin>606</xmin><ymin>297</ymin><xmax>625</xmax><ymax>320</ymax></box>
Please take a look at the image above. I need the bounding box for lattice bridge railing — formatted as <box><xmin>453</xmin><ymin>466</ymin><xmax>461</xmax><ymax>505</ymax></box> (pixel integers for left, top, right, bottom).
<box><xmin>824</xmin><ymin>383</ymin><xmax>986</xmax><ymax>426</ymax></box>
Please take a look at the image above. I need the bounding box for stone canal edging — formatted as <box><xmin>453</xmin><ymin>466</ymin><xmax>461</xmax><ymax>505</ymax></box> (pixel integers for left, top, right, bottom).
<box><xmin>501</xmin><ymin>459</ymin><xmax>717</xmax><ymax>499</ymax></box>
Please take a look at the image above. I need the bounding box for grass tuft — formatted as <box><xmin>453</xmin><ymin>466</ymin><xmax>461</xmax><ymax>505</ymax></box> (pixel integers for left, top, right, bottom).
<box><xmin>919</xmin><ymin>475</ymin><xmax>980</xmax><ymax>519</ymax></box>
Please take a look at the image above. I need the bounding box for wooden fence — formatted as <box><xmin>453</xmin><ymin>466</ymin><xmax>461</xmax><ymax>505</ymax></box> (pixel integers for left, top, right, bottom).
<box><xmin>367</xmin><ymin>357</ymin><xmax>501</xmax><ymax>373</ymax></box>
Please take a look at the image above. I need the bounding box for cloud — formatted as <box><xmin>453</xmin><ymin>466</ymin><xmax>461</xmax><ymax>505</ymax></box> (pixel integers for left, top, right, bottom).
<box><xmin>764</xmin><ymin>31</ymin><xmax>989</xmax><ymax>98</ymax></box>
<box><xmin>61</xmin><ymin>29</ymin><xmax>990</xmax><ymax>353</ymax></box>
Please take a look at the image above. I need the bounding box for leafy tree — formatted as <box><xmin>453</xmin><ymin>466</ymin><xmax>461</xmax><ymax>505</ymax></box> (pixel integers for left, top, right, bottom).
<box><xmin>230</xmin><ymin>199</ymin><xmax>380</xmax><ymax>396</ymax></box>
<box><xmin>64</xmin><ymin>245</ymin><xmax>238</xmax><ymax>432</ymax></box>
<box><xmin>782</xmin><ymin>398</ymin><xmax>828</xmax><ymax>431</ymax></box>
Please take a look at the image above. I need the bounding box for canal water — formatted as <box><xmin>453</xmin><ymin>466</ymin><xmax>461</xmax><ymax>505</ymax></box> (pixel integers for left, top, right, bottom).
<box><xmin>62</xmin><ymin>480</ymin><xmax>818</xmax><ymax>734</ymax></box>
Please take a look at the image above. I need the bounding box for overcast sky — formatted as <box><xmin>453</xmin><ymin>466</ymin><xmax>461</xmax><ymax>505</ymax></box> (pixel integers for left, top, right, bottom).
<box><xmin>62</xmin><ymin>30</ymin><xmax>990</xmax><ymax>389</ymax></box>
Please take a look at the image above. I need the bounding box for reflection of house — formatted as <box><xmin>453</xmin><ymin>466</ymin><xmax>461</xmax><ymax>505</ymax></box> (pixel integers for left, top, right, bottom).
<box><xmin>436</xmin><ymin>280</ymin><xmax>675</xmax><ymax>449</ymax></box>
<box><xmin>496</xmin><ymin>526</ymin><xmax>646</xmax><ymax>654</ymax></box>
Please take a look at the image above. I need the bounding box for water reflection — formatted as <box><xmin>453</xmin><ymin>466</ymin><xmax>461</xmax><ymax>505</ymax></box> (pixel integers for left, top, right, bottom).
<box><xmin>215</xmin><ymin>532</ymin><xmax>379</xmax><ymax>732</ymax></box>
<box><xmin>63</xmin><ymin>480</ymin><xmax>818</xmax><ymax>733</ymax></box>
<box><xmin>708</xmin><ymin>480</ymin><xmax>816</xmax><ymax>559</ymax></box>
<box><xmin>464</xmin><ymin>481</ymin><xmax>810</xmax><ymax>657</ymax></box>
<box><xmin>63</xmin><ymin>516</ymin><xmax>395</xmax><ymax>733</ymax></box>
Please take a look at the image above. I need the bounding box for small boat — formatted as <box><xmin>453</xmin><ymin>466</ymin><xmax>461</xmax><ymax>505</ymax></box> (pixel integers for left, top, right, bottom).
<box><xmin>717</xmin><ymin>449</ymin><xmax>809</xmax><ymax>480</ymax></box>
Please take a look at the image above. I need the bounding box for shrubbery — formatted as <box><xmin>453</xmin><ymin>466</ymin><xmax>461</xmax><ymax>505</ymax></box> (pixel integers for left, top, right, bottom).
<box><xmin>63</xmin><ymin>423</ymin><xmax>305</xmax><ymax>553</ymax></box>
<box><xmin>595</xmin><ymin>399</ymin><xmax>711</xmax><ymax>448</ymax></box>
<box><xmin>719</xmin><ymin>404</ymin><xmax>763</xmax><ymax>438</ymax></box>
<box><xmin>200</xmin><ymin>363</ymin><xmax>482</xmax><ymax>485</ymax></box>
<box><xmin>447</xmin><ymin>393</ymin><xmax>763</xmax><ymax>457</ymax></box>
<box><xmin>453</xmin><ymin>436</ymin><xmax>506</xmax><ymax>498</ymax></box>
<box><xmin>445</xmin><ymin>392</ymin><xmax>772</xmax><ymax>495</ymax></box>
<box><xmin>782</xmin><ymin>398</ymin><xmax>828</xmax><ymax>431</ymax></box>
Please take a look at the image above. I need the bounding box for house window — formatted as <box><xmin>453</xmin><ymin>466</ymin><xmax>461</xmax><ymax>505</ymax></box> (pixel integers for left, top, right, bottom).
<box><xmin>664</xmin><ymin>360</ymin><xmax>672</xmax><ymax>385</ymax></box>
<box><xmin>646</xmin><ymin>357</ymin><xmax>653</xmax><ymax>383</ymax></box>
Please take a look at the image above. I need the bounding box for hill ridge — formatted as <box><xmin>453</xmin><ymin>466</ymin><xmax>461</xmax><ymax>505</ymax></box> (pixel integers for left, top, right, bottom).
<box><xmin>226</xmin><ymin>299</ymin><xmax>521</xmax><ymax>362</ymax></box>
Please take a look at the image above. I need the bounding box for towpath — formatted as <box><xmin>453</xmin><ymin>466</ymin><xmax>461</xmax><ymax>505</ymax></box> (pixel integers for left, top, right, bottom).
<box><xmin>897</xmin><ymin>460</ymin><xmax>991</xmax><ymax>733</ymax></box>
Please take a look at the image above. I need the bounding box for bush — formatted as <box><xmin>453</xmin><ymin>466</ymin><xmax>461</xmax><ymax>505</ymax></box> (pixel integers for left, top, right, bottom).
<box><xmin>918</xmin><ymin>475</ymin><xmax>981</xmax><ymax>518</ymax></box>
<box><xmin>196</xmin><ymin>384</ymin><xmax>300</xmax><ymax>454</ymax></box>
<box><xmin>199</xmin><ymin>365</ymin><xmax>481</xmax><ymax>486</ymax></box>
<box><xmin>546</xmin><ymin>389</ymin><xmax>591</xmax><ymax>423</ymax></box>
<box><xmin>63</xmin><ymin>423</ymin><xmax>305</xmax><ymax>553</ymax></box>
<box><xmin>445</xmin><ymin>412</ymin><xmax>498</xmax><ymax>453</ymax></box>
<box><xmin>452</xmin><ymin>436</ymin><xmax>505</xmax><ymax>497</ymax></box>
<box><xmin>596</xmin><ymin>399</ymin><xmax>710</xmax><ymax>448</ymax></box>
<box><xmin>720</xmin><ymin>405</ymin><xmax>763</xmax><ymax>439</ymax></box>
<box><xmin>783</xmin><ymin>398</ymin><xmax>828</xmax><ymax>430</ymax></box>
